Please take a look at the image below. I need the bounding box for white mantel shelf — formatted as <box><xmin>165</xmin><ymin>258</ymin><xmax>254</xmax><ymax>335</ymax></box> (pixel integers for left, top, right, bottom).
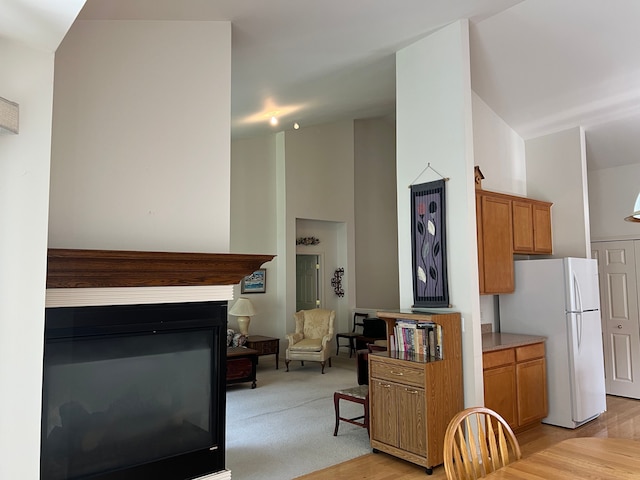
<box><xmin>45</xmin><ymin>285</ymin><xmax>235</xmax><ymax>307</ymax></box>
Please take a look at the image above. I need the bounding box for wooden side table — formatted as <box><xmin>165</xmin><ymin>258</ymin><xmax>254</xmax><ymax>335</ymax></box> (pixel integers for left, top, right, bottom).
<box><xmin>226</xmin><ymin>347</ymin><xmax>258</xmax><ymax>388</ymax></box>
<box><xmin>246</xmin><ymin>335</ymin><xmax>280</xmax><ymax>369</ymax></box>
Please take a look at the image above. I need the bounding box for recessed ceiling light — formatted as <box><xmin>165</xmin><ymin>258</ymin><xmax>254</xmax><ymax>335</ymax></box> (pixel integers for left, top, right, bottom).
<box><xmin>270</xmin><ymin>116</ymin><xmax>278</xmax><ymax>126</ymax></box>
<box><xmin>293</xmin><ymin>122</ymin><xmax>300</xmax><ymax>130</ymax></box>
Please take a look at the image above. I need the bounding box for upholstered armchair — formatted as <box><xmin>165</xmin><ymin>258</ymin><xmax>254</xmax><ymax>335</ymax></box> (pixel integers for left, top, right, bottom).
<box><xmin>285</xmin><ymin>309</ymin><xmax>335</xmax><ymax>374</ymax></box>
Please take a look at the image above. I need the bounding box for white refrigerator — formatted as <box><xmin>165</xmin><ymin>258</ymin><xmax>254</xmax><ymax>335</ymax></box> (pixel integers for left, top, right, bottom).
<box><xmin>499</xmin><ymin>257</ymin><xmax>606</xmax><ymax>429</ymax></box>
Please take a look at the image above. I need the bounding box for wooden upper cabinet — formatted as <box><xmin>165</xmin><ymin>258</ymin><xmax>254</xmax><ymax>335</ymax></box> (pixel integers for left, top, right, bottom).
<box><xmin>476</xmin><ymin>190</ymin><xmax>553</xmax><ymax>294</ymax></box>
<box><xmin>512</xmin><ymin>199</ymin><xmax>553</xmax><ymax>255</ymax></box>
<box><xmin>477</xmin><ymin>192</ymin><xmax>514</xmax><ymax>294</ymax></box>
<box><xmin>512</xmin><ymin>200</ymin><xmax>535</xmax><ymax>253</ymax></box>
<box><xmin>533</xmin><ymin>203</ymin><xmax>553</xmax><ymax>253</ymax></box>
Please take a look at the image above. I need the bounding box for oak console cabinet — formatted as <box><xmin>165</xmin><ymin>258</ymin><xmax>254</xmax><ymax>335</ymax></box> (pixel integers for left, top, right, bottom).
<box><xmin>369</xmin><ymin>311</ymin><xmax>463</xmax><ymax>474</ymax></box>
<box><xmin>476</xmin><ymin>190</ymin><xmax>553</xmax><ymax>294</ymax></box>
<box><xmin>483</xmin><ymin>340</ymin><xmax>548</xmax><ymax>432</ymax></box>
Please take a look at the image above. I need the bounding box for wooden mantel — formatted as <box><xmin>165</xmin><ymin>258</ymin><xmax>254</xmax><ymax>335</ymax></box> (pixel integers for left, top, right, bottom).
<box><xmin>47</xmin><ymin>248</ymin><xmax>275</xmax><ymax>289</ymax></box>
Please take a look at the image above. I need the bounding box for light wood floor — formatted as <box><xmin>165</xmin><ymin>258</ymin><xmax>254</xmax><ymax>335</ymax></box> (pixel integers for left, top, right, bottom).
<box><xmin>295</xmin><ymin>395</ymin><xmax>640</xmax><ymax>480</ymax></box>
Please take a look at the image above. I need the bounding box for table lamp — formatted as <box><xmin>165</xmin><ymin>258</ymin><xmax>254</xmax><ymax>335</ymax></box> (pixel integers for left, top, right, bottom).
<box><xmin>229</xmin><ymin>297</ymin><xmax>255</xmax><ymax>335</ymax></box>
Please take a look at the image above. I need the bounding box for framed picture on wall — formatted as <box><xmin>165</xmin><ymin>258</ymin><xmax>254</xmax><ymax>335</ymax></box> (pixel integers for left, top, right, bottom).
<box><xmin>241</xmin><ymin>268</ymin><xmax>267</xmax><ymax>294</ymax></box>
<box><xmin>410</xmin><ymin>179</ymin><xmax>450</xmax><ymax>308</ymax></box>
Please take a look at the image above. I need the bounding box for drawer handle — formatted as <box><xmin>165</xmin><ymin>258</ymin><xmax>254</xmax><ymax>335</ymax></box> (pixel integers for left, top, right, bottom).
<box><xmin>390</xmin><ymin>371</ymin><xmax>404</xmax><ymax>376</ymax></box>
<box><xmin>405</xmin><ymin>389</ymin><xmax>419</xmax><ymax>394</ymax></box>
<box><xmin>380</xmin><ymin>383</ymin><xmax>391</xmax><ymax>388</ymax></box>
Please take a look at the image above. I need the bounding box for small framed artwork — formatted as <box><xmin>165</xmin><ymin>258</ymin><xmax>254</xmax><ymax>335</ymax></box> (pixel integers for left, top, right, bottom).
<box><xmin>241</xmin><ymin>268</ymin><xmax>267</xmax><ymax>294</ymax></box>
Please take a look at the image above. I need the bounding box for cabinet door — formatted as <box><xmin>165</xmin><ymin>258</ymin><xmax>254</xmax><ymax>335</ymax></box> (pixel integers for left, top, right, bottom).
<box><xmin>370</xmin><ymin>379</ymin><xmax>398</xmax><ymax>446</ymax></box>
<box><xmin>397</xmin><ymin>385</ymin><xmax>426</xmax><ymax>455</ymax></box>
<box><xmin>479</xmin><ymin>194</ymin><xmax>514</xmax><ymax>294</ymax></box>
<box><xmin>516</xmin><ymin>358</ymin><xmax>548</xmax><ymax>426</ymax></box>
<box><xmin>512</xmin><ymin>200</ymin><xmax>534</xmax><ymax>253</ymax></box>
<box><xmin>483</xmin><ymin>364</ymin><xmax>517</xmax><ymax>428</ymax></box>
<box><xmin>533</xmin><ymin>204</ymin><xmax>552</xmax><ymax>253</ymax></box>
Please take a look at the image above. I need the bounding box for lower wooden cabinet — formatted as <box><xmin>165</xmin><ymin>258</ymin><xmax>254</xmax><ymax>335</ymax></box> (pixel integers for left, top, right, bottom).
<box><xmin>370</xmin><ymin>379</ymin><xmax>426</xmax><ymax>455</ymax></box>
<box><xmin>369</xmin><ymin>311</ymin><xmax>463</xmax><ymax>473</ymax></box>
<box><xmin>483</xmin><ymin>342</ymin><xmax>548</xmax><ymax>431</ymax></box>
<box><xmin>483</xmin><ymin>363</ymin><xmax>517</xmax><ymax>427</ymax></box>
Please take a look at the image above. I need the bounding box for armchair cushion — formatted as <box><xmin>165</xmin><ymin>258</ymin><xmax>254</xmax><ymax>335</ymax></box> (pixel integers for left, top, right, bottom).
<box><xmin>288</xmin><ymin>338</ymin><xmax>322</xmax><ymax>352</ymax></box>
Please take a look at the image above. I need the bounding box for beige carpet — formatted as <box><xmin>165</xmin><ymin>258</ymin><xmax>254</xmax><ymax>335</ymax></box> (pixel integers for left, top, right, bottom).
<box><xmin>225</xmin><ymin>352</ymin><xmax>371</xmax><ymax>480</ymax></box>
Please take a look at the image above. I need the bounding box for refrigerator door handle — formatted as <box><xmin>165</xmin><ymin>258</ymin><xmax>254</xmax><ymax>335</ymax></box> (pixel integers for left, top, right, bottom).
<box><xmin>576</xmin><ymin>312</ymin><xmax>583</xmax><ymax>350</ymax></box>
<box><xmin>573</xmin><ymin>273</ymin><xmax>583</xmax><ymax>313</ymax></box>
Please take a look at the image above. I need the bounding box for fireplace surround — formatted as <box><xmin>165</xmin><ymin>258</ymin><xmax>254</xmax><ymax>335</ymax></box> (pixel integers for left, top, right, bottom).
<box><xmin>43</xmin><ymin>249</ymin><xmax>273</xmax><ymax>480</ymax></box>
<box><xmin>42</xmin><ymin>301</ymin><xmax>226</xmax><ymax>480</ymax></box>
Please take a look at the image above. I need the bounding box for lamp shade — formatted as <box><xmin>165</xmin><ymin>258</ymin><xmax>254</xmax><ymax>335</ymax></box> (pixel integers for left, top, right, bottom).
<box><xmin>229</xmin><ymin>297</ymin><xmax>255</xmax><ymax>335</ymax></box>
<box><xmin>625</xmin><ymin>192</ymin><xmax>640</xmax><ymax>223</ymax></box>
<box><xmin>229</xmin><ymin>297</ymin><xmax>255</xmax><ymax>317</ymax></box>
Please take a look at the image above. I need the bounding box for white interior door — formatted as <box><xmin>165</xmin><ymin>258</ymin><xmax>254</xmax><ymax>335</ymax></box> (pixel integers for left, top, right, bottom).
<box><xmin>296</xmin><ymin>254</ymin><xmax>320</xmax><ymax>311</ymax></box>
<box><xmin>592</xmin><ymin>241</ymin><xmax>640</xmax><ymax>399</ymax></box>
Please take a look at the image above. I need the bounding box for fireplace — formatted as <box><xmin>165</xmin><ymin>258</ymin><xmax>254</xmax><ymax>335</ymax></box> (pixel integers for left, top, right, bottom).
<box><xmin>41</xmin><ymin>301</ymin><xmax>227</xmax><ymax>480</ymax></box>
<box><xmin>42</xmin><ymin>249</ymin><xmax>274</xmax><ymax>480</ymax></box>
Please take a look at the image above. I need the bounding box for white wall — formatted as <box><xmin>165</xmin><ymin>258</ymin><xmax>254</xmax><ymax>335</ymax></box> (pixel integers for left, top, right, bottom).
<box><xmin>354</xmin><ymin>117</ymin><xmax>399</xmax><ymax>310</ymax></box>
<box><xmin>472</xmin><ymin>92</ymin><xmax>526</xmax><ymax>330</ymax></box>
<box><xmin>472</xmin><ymin>93</ymin><xmax>526</xmax><ymax>195</ymax></box>
<box><xmin>230</xmin><ymin>135</ymin><xmax>279</xmax><ymax>336</ymax></box>
<box><xmin>49</xmin><ymin>20</ymin><xmax>232</xmax><ymax>252</ymax></box>
<box><xmin>396</xmin><ymin>20</ymin><xmax>484</xmax><ymax>406</ymax></box>
<box><xmin>282</xmin><ymin>121</ymin><xmax>356</xmax><ymax>335</ymax></box>
<box><xmin>0</xmin><ymin>37</ymin><xmax>55</xmax><ymax>480</ymax></box>
<box><xmin>526</xmin><ymin>127</ymin><xmax>591</xmax><ymax>257</ymax></box>
<box><xmin>589</xmin><ymin>163</ymin><xmax>640</xmax><ymax>241</ymax></box>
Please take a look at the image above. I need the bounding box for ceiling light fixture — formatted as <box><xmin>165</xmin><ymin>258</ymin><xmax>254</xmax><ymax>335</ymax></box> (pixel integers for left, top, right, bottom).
<box><xmin>270</xmin><ymin>116</ymin><xmax>278</xmax><ymax>126</ymax></box>
<box><xmin>624</xmin><ymin>192</ymin><xmax>640</xmax><ymax>223</ymax></box>
<box><xmin>293</xmin><ymin>122</ymin><xmax>300</xmax><ymax>130</ymax></box>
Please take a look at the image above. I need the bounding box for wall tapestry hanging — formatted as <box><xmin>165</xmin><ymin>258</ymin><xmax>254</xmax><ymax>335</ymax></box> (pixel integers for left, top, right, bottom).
<box><xmin>411</xmin><ymin>179</ymin><xmax>450</xmax><ymax>308</ymax></box>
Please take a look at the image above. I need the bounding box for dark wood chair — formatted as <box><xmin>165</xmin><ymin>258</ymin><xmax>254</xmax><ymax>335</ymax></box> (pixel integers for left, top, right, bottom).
<box><xmin>333</xmin><ymin>343</ymin><xmax>388</xmax><ymax>437</ymax></box>
<box><xmin>354</xmin><ymin>317</ymin><xmax>387</xmax><ymax>351</ymax></box>
<box><xmin>336</xmin><ymin>312</ymin><xmax>368</xmax><ymax>357</ymax></box>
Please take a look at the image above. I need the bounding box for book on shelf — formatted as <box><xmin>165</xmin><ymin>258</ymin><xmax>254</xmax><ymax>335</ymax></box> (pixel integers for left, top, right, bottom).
<box><xmin>393</xmin><ymin>319</ymin><xmax>443</xmax><ymax>359</ymax></box>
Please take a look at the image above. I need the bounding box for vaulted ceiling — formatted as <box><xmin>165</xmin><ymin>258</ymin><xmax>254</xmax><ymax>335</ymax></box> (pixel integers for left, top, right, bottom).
<box><xmin>4</xmin><ymin>0</ymin><xmax>640</xmax><ymax>171</ymax></box>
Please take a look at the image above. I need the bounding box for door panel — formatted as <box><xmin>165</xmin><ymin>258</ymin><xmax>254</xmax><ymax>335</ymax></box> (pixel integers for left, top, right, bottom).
<box><xmin>592</xmin><ymin>241</ymin><xmax>640</xmax><ymax>399</ymax></box>
<box><xmin>296</xmin><ymin>254</ymin><xmax>319</xmax><ymax>311</ymax></box>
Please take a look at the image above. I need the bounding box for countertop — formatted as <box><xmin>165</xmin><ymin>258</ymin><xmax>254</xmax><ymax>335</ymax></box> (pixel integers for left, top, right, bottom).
<box><xmin>482</xmin><ymin>332</ymin><xmax>546</xmax><ymax>353</ymax></box>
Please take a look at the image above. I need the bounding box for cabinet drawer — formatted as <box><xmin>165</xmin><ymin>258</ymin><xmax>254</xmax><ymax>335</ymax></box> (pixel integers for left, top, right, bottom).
<box><xmin>483</xmin><ymin>348</ymin><xmax>515</xmax><ymax>370</ymax></box>
<box><xmin>250</xmin><ymin>341</ymin><xmax>278</xmax><ymax>355</ymax></box>
<box><xmin>516</xmin><ymin>342</ymin><xmax>545</xmax><ymax>362</ymax></box>
<box><xmin>370</xmin><ymin>360</ymin><xmax>423</xmax><ymax>387</ymax></box>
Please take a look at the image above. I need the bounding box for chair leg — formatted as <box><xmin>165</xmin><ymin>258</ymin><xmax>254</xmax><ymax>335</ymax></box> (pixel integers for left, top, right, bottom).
<box><xmin>285</xmin><ymin>359</ymin><xmax>290</xmax><ymax>372</ymax></box>
<box><xmin>364</xmin><ymin>394</ymin><xmax>370</xmax><ymax>437</ymax></box>
<box><xmin>333</xmin><ymin>393</ymin><xmax>340</xmax><ymax>436</ymax></box>
<box><xmin>321</xmin><ymin>361</ymin><xmax>326</xmax><ymax>374</ymax></box>
<box><xmin>301</xmin><ymin>361</ymin><xmax>304</xmax><ymax>366</ymax></box>
<box><xmin>329</xmin><ymin>357</ymin><xmax>332</xmax><ymax>367</ymax></box>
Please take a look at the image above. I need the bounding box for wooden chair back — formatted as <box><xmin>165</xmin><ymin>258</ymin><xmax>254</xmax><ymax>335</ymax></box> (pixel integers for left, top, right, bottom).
<box><xmin>443</xmin><ymin>407</ymin><xmax>521</xmax><ymax>480</ymax></box>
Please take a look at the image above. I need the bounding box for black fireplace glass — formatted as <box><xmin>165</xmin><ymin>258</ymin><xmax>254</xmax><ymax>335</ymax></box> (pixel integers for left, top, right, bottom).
<box><xmin>41</xmin><ymin>302</ymin><xmax>226</xmax><ymax>480</ymax></box>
